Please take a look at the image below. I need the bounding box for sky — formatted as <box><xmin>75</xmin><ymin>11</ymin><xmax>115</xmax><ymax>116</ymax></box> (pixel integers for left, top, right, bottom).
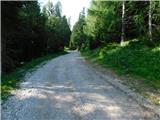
<box><xmin>38</xmin><ymin>0</ymin><xmax>91</xmax><ymax>29</ymax></box>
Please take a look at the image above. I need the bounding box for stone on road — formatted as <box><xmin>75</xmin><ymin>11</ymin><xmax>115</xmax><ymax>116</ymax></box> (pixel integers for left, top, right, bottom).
<box><xmin>2</xmin><ymin>51</ymin><xmax>159</xmax><ymax>120</ymax></box>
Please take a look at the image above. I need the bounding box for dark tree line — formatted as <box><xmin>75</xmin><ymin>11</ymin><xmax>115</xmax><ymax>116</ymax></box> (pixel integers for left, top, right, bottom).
<box><xmin>2</xmin><ymin>1</ymin><xmax>71</xmax><ymax>73</ymax></box>
<box><xmin>70</xmin><ymin>1</ymin><xmax>160</xmax><ymax>50</ymax></box>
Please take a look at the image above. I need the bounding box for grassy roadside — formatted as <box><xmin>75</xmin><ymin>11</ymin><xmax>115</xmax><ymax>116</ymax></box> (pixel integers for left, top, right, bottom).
<box><xmin>81</xmin><ymin>39</ymin><xmax>160</xmax><ymax>105</ymax></box>
<box><xmin>1</xmin><ymin>51</ymin><xmax>67</xmax><ymax>102</ymax></box>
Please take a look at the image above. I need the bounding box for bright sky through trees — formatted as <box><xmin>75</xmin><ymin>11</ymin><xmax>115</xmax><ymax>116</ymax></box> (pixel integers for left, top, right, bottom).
<box><xmin>38</xmin><ymin>0</ymin><xmax>91</xmax><ymax>29</ymax></box>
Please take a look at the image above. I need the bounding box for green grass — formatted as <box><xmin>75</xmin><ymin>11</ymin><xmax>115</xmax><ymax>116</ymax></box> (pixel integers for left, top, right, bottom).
<box><xmin>1</xmin><ymin>51</ymin><xmax>67</xmax><ymax>102</ymax></box>
<box><xmin>81</xmin><ymin>39</ymin><xmax>160</xmax><ymax>104</ymax></box>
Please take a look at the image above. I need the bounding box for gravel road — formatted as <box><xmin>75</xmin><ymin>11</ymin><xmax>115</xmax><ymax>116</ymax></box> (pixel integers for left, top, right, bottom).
<box><xmin>2</xmin><ymin>51</ymin><xmax>159</xmax><ymax>120</ymax></box>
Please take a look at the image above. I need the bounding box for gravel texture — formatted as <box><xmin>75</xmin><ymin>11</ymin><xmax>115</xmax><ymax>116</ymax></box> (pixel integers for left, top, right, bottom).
<box><xmin>2</xmin><ymin>51</ymin><xmax>159</xmax><ymax>120</ymax></box>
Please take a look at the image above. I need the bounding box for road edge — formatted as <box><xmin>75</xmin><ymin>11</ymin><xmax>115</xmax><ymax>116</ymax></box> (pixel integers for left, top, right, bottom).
<box><xmin>82</xmin><ymin>57</ymin><xmax>160</xmax><ymax>118</ymax></box>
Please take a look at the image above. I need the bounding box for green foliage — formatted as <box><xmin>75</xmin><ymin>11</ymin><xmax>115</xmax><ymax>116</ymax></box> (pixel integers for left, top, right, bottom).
<box><xmin>70</xmin><ymin>1</ymin><xmax>122</xmax><ymax>49</ymax></box>
<box><xmin>44</xmin><ymin>1</ymin><xmax>71</xmax><ymax>52</ymax></box>
<box><xmin>71</xmin><ymin>1</ymin><xmax>160</xmax><ymax>50</ymax></box>
<box><xmin>69</xmin><ymin>8</ymin><xmax>86</xmax><ymax>50</ymax></box>
<box><xmin>82</xmin><ymin>40</ymin><xmax>160</xmax><ymax>90</ymax></box>
<box><xmin>2</xmin><ymin>1</ymin><xmax>71</xmax><ymax>73</ymax></box>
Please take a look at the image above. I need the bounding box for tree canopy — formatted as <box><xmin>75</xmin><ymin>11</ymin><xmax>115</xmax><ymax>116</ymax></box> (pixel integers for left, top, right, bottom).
<box><xmin>70</xmin><ymin>0</ymin><xmax>160</xmax><ymax>50</ymax></box>
<box><xmin>2</xmin><ymin>1</ymin><xmax>71</xmax><ymax>73</ymax></box>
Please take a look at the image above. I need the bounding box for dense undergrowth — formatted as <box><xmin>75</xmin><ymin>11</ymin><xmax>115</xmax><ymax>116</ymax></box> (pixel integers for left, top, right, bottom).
<box><xmin>1</xmin><ymin>51</ymin><xmax>67</xmax><ymax>102</ymax></box>
<box><xmin>81</xmin><ymin>39</ymin><xmax>160</xmax><ymax>104</ymax></box>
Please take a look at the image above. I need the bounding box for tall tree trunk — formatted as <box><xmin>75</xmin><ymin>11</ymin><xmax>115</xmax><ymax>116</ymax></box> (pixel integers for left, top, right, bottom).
<box><xmin>149</xmin><ymin>0</ymin><xmax>152</xmax><ymax>42</ymax></box>
<box><xmin>121</xmin><ymin>1</ymin><xmax>125</xmax><ymax>46</ymax></box>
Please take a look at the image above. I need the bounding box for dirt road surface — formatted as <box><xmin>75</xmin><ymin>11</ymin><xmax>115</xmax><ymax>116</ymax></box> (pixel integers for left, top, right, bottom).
<box><xmin>2</xmin><ymin>51</ymin><xmax>159</xmax><ymax>120</ymax></box>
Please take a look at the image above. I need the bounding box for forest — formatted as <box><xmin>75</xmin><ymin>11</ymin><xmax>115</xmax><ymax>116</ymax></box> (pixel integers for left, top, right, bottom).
<box><xmin>1</xmin><ymin>0</ymin><xmax>160</xmax><ymax>104</ymax></box>
<box><xmin>71</xmin><ymin>1</ymin><xmax>160</xmax><ymax>49</ymax></box>
<box><xmin>2</xmin><ymin>1</ymin><xmax>71</xmax><ymax>74</ymax></box>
